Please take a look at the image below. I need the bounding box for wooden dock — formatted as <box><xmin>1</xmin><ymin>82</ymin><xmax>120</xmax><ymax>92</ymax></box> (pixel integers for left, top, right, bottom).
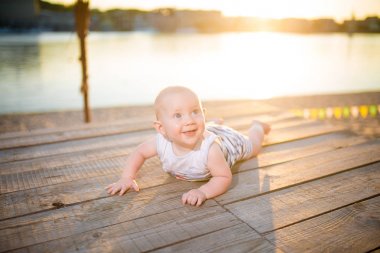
<box><xmin>0</xmin><ymin>100</ymin><xmax>379</xmax><ymax>252</ymax></box>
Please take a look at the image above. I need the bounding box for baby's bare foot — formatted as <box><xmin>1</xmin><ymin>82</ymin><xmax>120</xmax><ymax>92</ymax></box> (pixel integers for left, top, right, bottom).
<box><xmin>252</xmin><ymin>120</ymin><xmax>271</xmax><ymax>135</ymax></box>
<box><xmin>208</xmin><ymin>118</ymin><xmax>224</xmax><ymax>125</ymax></box>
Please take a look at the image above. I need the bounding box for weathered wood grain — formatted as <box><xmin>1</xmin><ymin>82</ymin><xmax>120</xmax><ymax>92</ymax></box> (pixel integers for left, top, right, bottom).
<box><xmin>265</xmin><ymin>196</ymin><xmax>380</xmax><ymax>253</ymax></box>
<box><xmin>0</xmin><ymin>117</ymin><xmax>340</xmax><ymax>167</ymax></box>
<box><xmin>203</xmin><ymin>100</ymin><xmax>280</xmax><ymax>119</ymax></box>
<box><xmin>0</xmin><ymin>116</ymin><xmax>154</xmax><ymax>150</ymax></box>
<box><xmin>0</xmin><ymin>131</ymin><xmax>365</xmax><ymax>220</ymax></box>
<box><xmin>223</xmin><ymin>112</ymin><xmax>302</xmax><ymax>131</ymax></box>
<box><xmin>0</xmin><ymin>132</ymin><xmax>366</xmax><ymax>218</ymax></box>
<box><xmin>0</xmin><ymin>118</ymin><xmax>338</xmax><ymax>193</ymax></box>
<box><xmin>0</xmin><ymin>100</ymin><xmax>254</xmax><ymax>138</ymax></box>
<box><xmin>0</xmin><ymin>180</ymin><xmax>206</xmax><ymax>252</ymax></box>
<box><xmin>0</xmin><ymin>130</ymin><xmax>360</xmax><ymax>190</ymax></box>
<box><xmin>216</xmin><ymin>140</ymin><xmax>380</xmax><ymax>205</ymax></box>
<box><xmin>0</xmin><ymin>130</ymin><xmax>154</xmax><ymax>164</ymax></box>
<box><xmin>235</xmin><ymin>132</ymin><xmax>367</xmax><ymax>172</ymax></box>
<box><xmin>0</xmin><ymin>155</ymin><xmax>166</xmax><ymax>194</ymax></box>
<box><xmin>0</xmin><ymin>156</ymin><xmax>124</xmax><ymax>193</ymax></box>
<box><xmin>0</xmin><ymin>106</ymin><xmax>155</xmax><ymax>139</ymax></box>
<box><xmin>0</xmin><ymin>145</ymin><xmax>133</xmax><ymax>175</ymax></box>
<box><xmin>0</xmin><ymin>101</ymin><xmax>279</xmax><ymax>150</ymax></box>
<box><xmin>0</xmin><ymin>99</ymin><xmax>377</xmax><ymax>253</ymax></box>
<box><xmin>226</xmin><ymin>162</ymin><xmax>380</xmax><ymax>233</ymax></box>
<box><xmin>0</xmin><ymin>129</ymin><xmax>359</xmax><ymax>178</ymax></box>
<box><xmin>153</xmin><ymin>223</ymin><xmax>284</xmax><ymax>253</ymax></box>
<box><xmin>0</xmin><ymin>112</ymin><xmax>295</xmax><ymax>170</ymax></box>
<box><xmin>0</xmin><ymin>111</ymin><xmax>295</xmax><ymax>164</ymax></box>
<box><xmin>0</xmin><ymin>158</ymin><xmax>177</xmax><ymax>220</ymax></box>
<box><xmin>11</xmin><ymin>206</ymin><xmax>245</xmax><ymax>253</ymax></box>
<box><xmin>264</xmin><ymin>121</ymin><xmax>346</xmax><ymax>145</ymax></box>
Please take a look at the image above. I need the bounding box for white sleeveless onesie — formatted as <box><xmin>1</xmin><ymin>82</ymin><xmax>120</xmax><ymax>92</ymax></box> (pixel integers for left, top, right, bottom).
<box><xmin>156</xmin><ymin>124</ymin><xmax>253</xmax><ymax>181</ymax></box>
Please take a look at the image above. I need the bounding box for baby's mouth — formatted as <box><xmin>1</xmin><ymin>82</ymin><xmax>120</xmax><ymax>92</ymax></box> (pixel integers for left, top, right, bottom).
<box><xmin>182</xmin><ymin>129</ymin><xmax>197</xmax><ymax>136</ymax></box>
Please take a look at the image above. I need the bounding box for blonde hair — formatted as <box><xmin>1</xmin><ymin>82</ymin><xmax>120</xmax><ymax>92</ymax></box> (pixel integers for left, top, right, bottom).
<box><xmin>154</xmin><ymin>86</ymin><xmax>201</xmax><ymax>119</ymax></box>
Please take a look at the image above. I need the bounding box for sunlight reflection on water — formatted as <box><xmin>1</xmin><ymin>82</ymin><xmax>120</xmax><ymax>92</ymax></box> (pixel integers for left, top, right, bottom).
<box><xmin>0</xmin><ymin>31</ymin><xmax>379</xmax><ymax>114</ymax></box>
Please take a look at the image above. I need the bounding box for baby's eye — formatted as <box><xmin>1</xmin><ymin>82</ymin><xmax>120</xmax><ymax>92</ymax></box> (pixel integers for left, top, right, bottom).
<box><xmin>192</xmin><ymin>110</ymin><xmax>199</xmax><ymax>115</ymax></box>
<box><xmin>174</xmin><ymin>113</ymin><xmax>182</xmax><ymax>119</ymax></box>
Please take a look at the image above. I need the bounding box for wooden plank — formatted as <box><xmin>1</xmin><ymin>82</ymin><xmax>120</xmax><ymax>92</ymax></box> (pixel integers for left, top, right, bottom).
<box><xmin>0</xmin><ymin>100</ymin><xmax>376</xmax><ymax>253</ymax></box>
<box><xmin>0</xmin><ymin>179</ymin><xmax>227</xmax><ymax>252</ymax></box>
<box><xmin>264</xmin><ymin>121</ymin><xmax>346</xmax><ymax>145</ymax></box>
<box><xmin>0</xmin><ymin>117</ymin><xmax>309</xmax><ymax>174</ymax></box>
<box><xmin>0</xmin><ymin>145</ymin><xmax>134</xmax><ymax>175</ymax></box>
<box><xmin>0</xmin><ymin>101</ymin><xmax>279</xmax><ymax>150</ymax></box>
<box><xmin>0</xmin><ymin>112</ymin><xmax>296</xmax><ymax>167</ymax></box>
<box><xmin>0</xmin><ymin>158</ymin><xmax>177</xmax><ymax>220</ymax></box>
<box><xmin>235</xmin><ymin>132</ymin><xmax>367</xmax><ymax>172</ymax></box>
<box><xmin>0</xmin><ymin>156</ymin><xmax>125</xmax><ymax>193</ymax></box>
<box><xmin>0</xmin><ymin>129</ymin><xmax>361</xmax><ymax>184</ymax></box>
<box><xmin>204</xmin><ymin>100</ymin><xmax>280</xmax><ymax>119</ymax></box>
<box><xmin>265</xmin><ymin>196</ymin><xmax>380</xmax><ymax>253</ymax></box>
<box><xmin>0</xmin><ymin>99</ymin><xmax>265</xmax><ymax>140</ymax></box>
<box><xmin>216</xmin><ymin>140</ymin><xmax>380</xmax><ymax>205</ymax></box>
<box><xmin>0</xmin><ymin>100</ymin><xmax>252</xmax><ymax>139</ymax></box>
<box><xmin>0</xmin><ymin>118</ymin><xmax>340</xmax><ymax>165</ymax></box>
<box><xmin>0</xmin><ymin>106</ymin><xmax>155</xmax><ymax>139</ymax></box>
<box><xmin>0</xmin><ymin>109</ymin><xmax>292</xmax><ymax>159</ymax></box>
<box><xmin>11</xmin><ymin>205</ymin><xmax>244</xmax><ymax>253</ymax></box>
<box><xmin>153</xmin><ymin>224</ymin><xmax>284</xmax><ymax>253</ymax></box>
<box><xmin>261</xmin><ymin>116</ymin><xmax>315</xmax><ymax>130</ymax></box>
<box><xmin>223</xmin><ymin>112</ymin><xmax>302</xmax><ymax>131</ymax></box>
<box><xmin>226</xmin><ymin>162</ymin><xmax>380</xmax><ymax>233</ymax></box>
<box><xmin>0</xmin><ymin>155</ymin><xmax>165</xmax><ymax>194</ymax></box>
<box><xmin>0</xmin><ymin>130</ymin><xmax>154</xmax><ymax>164</ymax></box>
<box><xmin>0</xmin><ymin>117</ymin><xmax>153</xmax><ymax>150</ymax></box>
<box><xmin>0</xmin><ymin>133</ymin><xmax>366</xmax><ymax>216</ymax></box>
<box><xmin>0</xmin><ymin>129</ymin><xmax>360</xmax><ymax>176</ymax></box>
<box><xmin>0</xmin><ymin>131</ymin><xmax>364</xmax><ymax>210</ymax></box>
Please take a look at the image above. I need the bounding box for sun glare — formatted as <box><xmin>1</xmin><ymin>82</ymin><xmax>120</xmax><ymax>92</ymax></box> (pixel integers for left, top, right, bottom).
<box><xmin>49</xmin><ymin>0</ymin><xmax>380</xmax><ymax>21</ymax></box>
<box><xmin>221</xmin><ymin>0</ymin><xmax>332</xmax><ymax>19</ymax></box>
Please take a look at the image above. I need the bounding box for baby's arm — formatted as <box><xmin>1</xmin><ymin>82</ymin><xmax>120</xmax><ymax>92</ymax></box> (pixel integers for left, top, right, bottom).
<box><xmin>182</xmin><ymin>143</ymin><xmax>232</xmax><ymax>206</ymax></box>
<box><xmin>106</xmin><ymin>137</ymin><xmax>157</xmax><ymax>196</ymax></box>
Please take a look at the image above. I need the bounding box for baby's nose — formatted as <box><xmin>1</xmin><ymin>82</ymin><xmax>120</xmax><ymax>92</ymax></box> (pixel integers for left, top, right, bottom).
<box><xmin>184</xmin><ymin>114</ymin><xmax>195</xmax><ymax>124</ymax></box>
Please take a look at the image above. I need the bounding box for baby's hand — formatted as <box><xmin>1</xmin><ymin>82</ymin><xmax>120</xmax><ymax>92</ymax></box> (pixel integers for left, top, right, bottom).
<box><xmin>182</xmin><ymin>189</ymin><xmax>207</xmax><ymax>207</ymax></box>
<box><xmin>105</xmin><ymin>177</ymin><xmax>140</xmax><ymax>196</ymax></box>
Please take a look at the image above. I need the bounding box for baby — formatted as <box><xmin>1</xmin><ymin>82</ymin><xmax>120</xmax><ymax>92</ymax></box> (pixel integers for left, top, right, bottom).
<box><xmin>106</xmin><ymin>86</ymin><xmax>270</xmax><ymax>206</ymax></box>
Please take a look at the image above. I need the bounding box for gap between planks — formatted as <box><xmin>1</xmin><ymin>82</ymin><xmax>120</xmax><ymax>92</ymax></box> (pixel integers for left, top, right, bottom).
<box><xmin>0</xmin><ymin>140</ymin><xmax>378</xmax><ymax>251</ymax></box>
<box><xmin>0</xmin><ymin>132</ymin><xmax>372</xmax><ymax>221</ymax></box>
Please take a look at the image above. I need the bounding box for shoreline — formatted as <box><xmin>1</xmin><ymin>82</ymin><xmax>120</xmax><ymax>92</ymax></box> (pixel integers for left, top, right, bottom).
<box><xmin>0</xmin><ymin>91</ymin><xmax>379</xmax><ymax>135</ymax></box>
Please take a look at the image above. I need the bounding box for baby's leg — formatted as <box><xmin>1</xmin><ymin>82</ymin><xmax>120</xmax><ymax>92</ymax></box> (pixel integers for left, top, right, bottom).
<box><xmin>248</xmin><ymin>120</ymin><xmax>271</xmax><ymax>157</ymax></box>
<box><xmin>207</xmin><ymin>118</ymin><xmax>224</xmax><ymax>125</ymax></box>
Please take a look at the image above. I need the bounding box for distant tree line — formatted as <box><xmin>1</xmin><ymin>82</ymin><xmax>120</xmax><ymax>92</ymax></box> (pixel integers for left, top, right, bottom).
<box><xmin>0</xmin><ymin>0</ymin><xmax>379</xmax><ymax>33</ymax></box>
<box><xmin>39</xmin><ymin>0</ymin><xmax>73</xmax><ymax>12</ymax></box>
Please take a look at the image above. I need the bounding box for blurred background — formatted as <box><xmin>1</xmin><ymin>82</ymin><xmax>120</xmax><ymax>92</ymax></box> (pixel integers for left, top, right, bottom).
<box><xmin>0</xmin><ymin>0</ymin><xmax>379</xmax><ymax>116</ymax></box>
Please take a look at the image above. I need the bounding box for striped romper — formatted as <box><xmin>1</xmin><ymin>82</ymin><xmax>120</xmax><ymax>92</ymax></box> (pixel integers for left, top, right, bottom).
<box><xmin>156</xmin><ymin>124</ymin><xmax>253</xmax><ymax>181</ymax></box>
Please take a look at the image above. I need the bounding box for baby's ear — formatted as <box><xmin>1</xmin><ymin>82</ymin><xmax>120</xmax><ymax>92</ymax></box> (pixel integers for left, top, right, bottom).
<box><xmin>153</xmin><ymin>121</ymin><xmax>165</xmax><ymax>135</ymax></box>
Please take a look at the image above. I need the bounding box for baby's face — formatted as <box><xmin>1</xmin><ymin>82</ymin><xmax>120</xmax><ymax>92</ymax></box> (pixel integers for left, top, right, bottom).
<box><xmin>157</xmin><ymin>90</ymin><xmax>206</xmax><ymax>152</ymax></box>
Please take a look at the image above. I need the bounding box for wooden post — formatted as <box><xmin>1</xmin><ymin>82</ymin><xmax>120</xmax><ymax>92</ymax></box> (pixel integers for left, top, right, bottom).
<box><xmin>75</xmin><ymin>0</ymin><xmax>91</xmax><ymax>123</ymax></box>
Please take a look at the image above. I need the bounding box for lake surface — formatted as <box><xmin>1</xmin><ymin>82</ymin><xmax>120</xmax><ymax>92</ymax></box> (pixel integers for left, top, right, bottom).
<box><xmin>0</xmin><ymin>31</ymin><xmax>379</xmax><ymax>114</ymax></box>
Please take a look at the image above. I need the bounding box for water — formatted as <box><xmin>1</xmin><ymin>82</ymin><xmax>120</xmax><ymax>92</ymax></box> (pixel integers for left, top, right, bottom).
<box><xmin>0</xmin><ymin>31</ymin><xmax>379</xmax><ymax>114</ymax></box>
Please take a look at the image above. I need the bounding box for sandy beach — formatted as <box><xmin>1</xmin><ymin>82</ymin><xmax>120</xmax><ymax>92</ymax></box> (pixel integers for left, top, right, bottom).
<box><xmin>0</xmin><ymin>91</ymin><xmax>379</xmax><ymax>137</ymax></box>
